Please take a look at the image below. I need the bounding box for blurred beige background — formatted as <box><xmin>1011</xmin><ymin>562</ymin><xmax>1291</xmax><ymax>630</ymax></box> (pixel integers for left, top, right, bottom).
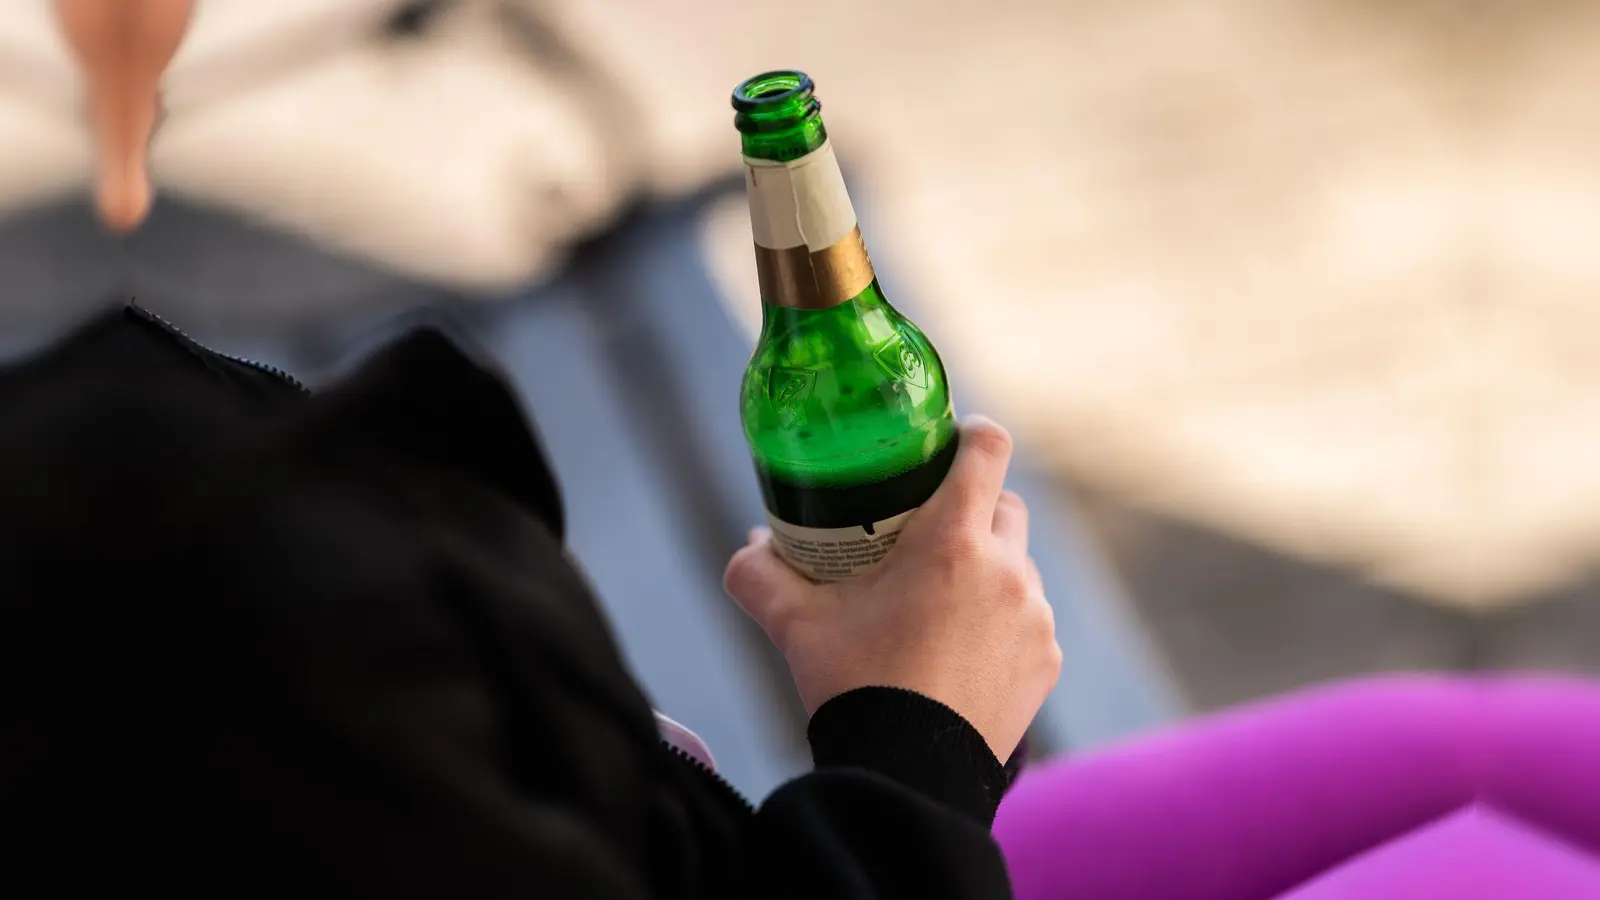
<box><xmin>2</xmin><ymin>0</ymin><xmax>1599</xmax><ymax>615</ymax></box>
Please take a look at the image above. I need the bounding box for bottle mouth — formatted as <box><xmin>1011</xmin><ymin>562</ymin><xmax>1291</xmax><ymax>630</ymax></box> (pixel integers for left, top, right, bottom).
<box><xmin>732</xmin><ymin>70</ymin><xmax>813</xmax><ymax>112</ymax></box>
<box><xmin>732</xmin><ymin>69</ymin><xmax>827</xmax><ymax>154</ymax></box>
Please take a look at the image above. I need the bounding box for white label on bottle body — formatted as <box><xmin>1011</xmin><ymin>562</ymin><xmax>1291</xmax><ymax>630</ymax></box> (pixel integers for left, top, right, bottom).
<box><xmin>766</xmin><ymin>507</ymin><xmax>918</xmax><ymax>582</ymax></box>
<box><xmin>744</xmin><ymin>140</ymin><xmax>858</xmax><ymax>251</ymax></box>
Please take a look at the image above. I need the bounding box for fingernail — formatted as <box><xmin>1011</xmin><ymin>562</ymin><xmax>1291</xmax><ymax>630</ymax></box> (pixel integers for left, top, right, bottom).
<box><xmin>963</xmin><ymin>413</ymin><xmax>995</xmax><ymax>429</ymax></box>
<box><xmin>748</xmin><ymin>526</ymin><xmax>771</xmax><ymax>544</ymax></box>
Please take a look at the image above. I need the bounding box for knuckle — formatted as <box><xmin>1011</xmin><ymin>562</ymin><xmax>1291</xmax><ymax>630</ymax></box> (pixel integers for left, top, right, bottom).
<box><xmin>995</xmin><ymin>564</ymin><xmax>1032</xmax><ymax>600</ymax></box>
<box><xmin>722</xmin><ymin>551</ymin><xmax>757</xmax><ymax>600</ymax></box>
<box><xmin>762</xmin><ymin>604</ymin><xmax>802</xmax><ymax>650</ymax></box>
<box><xmin>933</xmin><ymin>524</ymin><xmax>985</xmax><ymax>565</ymax></box>
<box><xmin>1034</xmin><ymin>601</ymin><xmax>1058</xmax><ymax>638</ymax></box>
<box><xmin>724</xmin><ymin>547</ymin><xmax>775</xmax><ymax>601</ymax></box>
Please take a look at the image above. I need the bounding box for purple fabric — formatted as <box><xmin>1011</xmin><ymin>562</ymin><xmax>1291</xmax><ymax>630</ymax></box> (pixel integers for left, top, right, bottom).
<box><xmin>1282</xmin><ymin>804</ymin><xmax>1600</xmax><ymax>899</ymax></box>
<box><xmin>993</xmin><ymin>674</ymin><xmax>1600</xmax><ymax>899</ymax></box>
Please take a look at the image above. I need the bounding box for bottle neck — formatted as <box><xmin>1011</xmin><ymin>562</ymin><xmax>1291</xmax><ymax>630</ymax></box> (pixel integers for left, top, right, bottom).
<box><xmin>743</xmin><ymin>140</ymin><xmax>875</xmax><ymax>311</ymax></box>
<box><xmin>759</xmin><ymin>279</ymin><xmax>889</xmax><ymax>337</ymax></box>
<box><xmin>734</xmin><ymin>71</ymin><xmax>875</xmax><ymax>311</ymax></box>
<box><xmin>741</xmin><ymin>112</ymin><xmax>827</xmax><ymax>162</ymax></box>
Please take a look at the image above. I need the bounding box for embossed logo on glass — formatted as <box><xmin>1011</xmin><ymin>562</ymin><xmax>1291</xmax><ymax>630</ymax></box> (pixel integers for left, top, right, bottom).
<box><xmin>769</xmin><ymin>368</ymin><xmax>817</xmax><ymax>430</ymax></box>
<box><xmin>873</xmin><ymin>331</ymin><xmax>928</xmax><ymax>390</ymax></box>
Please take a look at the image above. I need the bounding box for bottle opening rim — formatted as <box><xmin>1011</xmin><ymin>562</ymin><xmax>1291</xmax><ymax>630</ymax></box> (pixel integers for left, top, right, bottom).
<box><xmin>732</xmin><ymin>70</ymin><xmax>814</xmax><ymax>111</ymax></box>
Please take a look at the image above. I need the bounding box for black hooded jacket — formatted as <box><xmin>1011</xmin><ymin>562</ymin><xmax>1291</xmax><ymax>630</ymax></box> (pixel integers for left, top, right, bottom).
<box><xmin>0</xmin><ymin>305</ymin><xmax>1015</xmax><ymax>898</ymax></box>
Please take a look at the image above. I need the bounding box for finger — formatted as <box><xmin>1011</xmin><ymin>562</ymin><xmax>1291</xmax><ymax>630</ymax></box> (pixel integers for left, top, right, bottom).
<box><xmin>1026</xmin><ymin>557</ymin><xmax>1044</xmax><ymax>597</ymax></box>
<box><xmin>991</xmin><ymin>490</ymin><xmax>1030</xmax><ymax>555</ymax></box>
<box><xmin>724</xmin><ymin>531</ymin><xmax>812</xmax><ymax>636</ymax></box>
<box><xmin>925</xmin><ymin>415</ymin><xmax>1014</xmax><ymax>527</ymax></box>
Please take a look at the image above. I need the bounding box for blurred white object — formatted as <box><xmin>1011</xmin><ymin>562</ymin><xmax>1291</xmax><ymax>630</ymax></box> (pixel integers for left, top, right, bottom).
<box><xmin>0</xmin><ymin>0</ymin><xmax>624</xmax><ymax>289</ymax></box>
<box><xmin>155</xmin><ymin>2</ymin><xmax>621</xmax><ymax>291</ymax></box>
<box><xmin>0</xmin><ymin>2</ymin><xmax>90</xmax><ymax>213</ymax></box>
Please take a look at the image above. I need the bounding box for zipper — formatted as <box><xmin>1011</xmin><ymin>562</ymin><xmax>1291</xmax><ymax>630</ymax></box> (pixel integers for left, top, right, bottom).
<box><xmin>661</xmin><ymin>740</ymin><xmax>756</xmax><ymax>817</ymax></box>
<box><xmin>127</xmin><ymin>303</ymin><xmax>311</xmax><ymax>394</ymax></box>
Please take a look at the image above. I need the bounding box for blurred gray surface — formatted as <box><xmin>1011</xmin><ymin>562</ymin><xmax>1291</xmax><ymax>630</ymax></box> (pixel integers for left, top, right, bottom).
<box><xmin>0</xmin><ymin>201</ymin><xmax>120</xmax><ymax>350</ymax></box>
<box><xmin>0</xmin><ymin>196</ymin><xmax>450</xmax><ymax>354</ymax></box>
<box><xmin>1078</xmin><ymin>488</ymin><xmax>1600</xmax><ymax>712</ymax></box>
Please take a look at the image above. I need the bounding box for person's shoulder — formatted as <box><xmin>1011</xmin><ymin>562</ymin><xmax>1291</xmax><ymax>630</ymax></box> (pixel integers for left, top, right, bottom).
<box><xmin>301</xmin><ymin>323</ymin><xmax>566</xmax><ymax>537</ymax></box>
<box><xmin>0</xmin><ymin>301</ymin><xmax>299</xmax><ymax>408</ymax></box>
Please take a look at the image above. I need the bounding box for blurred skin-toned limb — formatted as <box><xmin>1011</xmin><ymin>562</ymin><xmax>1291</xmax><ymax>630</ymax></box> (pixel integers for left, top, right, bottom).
<box><xmin>53</xmin><ymin>0</ymin><xmax>194</xmax><ymax>233</ymax></box>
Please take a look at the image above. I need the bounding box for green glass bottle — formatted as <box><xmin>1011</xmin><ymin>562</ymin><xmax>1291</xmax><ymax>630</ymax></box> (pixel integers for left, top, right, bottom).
<box><xmin>733</xmin><ymin>70</ymin><xmax>958</xmax><ymax>581</ymax></box>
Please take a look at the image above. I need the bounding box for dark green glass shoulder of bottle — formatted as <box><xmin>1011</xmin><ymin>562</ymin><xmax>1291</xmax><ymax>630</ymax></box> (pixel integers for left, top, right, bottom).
<box><xmin>741</xmin><ymin>282</ymin><xmax>958</xmax><ymax>529</ymax></box>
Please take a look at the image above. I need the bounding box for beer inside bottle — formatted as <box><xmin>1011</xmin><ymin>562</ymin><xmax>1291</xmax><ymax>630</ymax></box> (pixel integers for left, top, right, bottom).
<box><xmin>733</xmin><ymin>70</ymin><xmax>957</xmax><ymax>581</ymax></box>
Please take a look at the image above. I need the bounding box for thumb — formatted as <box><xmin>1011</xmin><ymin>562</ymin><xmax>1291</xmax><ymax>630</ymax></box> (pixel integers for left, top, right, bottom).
<box><xmin>724</xmin><ymin>528</ymin><xmax>812</xmax><ymax>639</ymax></box>
<box><xmin>922</xmin><ymin>415</ymin><xmax>1014</xmax><ymax>527</ymax></box>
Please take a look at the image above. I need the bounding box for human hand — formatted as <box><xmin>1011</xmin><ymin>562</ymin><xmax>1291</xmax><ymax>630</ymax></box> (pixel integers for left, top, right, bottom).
<box><xmin>724</xmin><ymin>416</ymin><xmax>1061</xmax><ymax>762</ymax></box>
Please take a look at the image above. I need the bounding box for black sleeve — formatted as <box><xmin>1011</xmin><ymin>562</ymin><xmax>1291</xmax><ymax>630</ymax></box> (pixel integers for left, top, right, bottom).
<box><xmin>746</xmin><ymin>688</ymin><xmax>1014</xmax><ymax>898</ymax></box>
<box><xmin>808</xmin><ymin>686</ymin><xmax>1011</xmax><ymax>825</ymax></box>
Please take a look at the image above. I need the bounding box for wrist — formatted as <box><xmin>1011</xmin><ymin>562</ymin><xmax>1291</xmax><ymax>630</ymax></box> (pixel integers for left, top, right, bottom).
<box><xmin>807</xmin><ymin>686</ymin><xmax>1010</xmax><ymax>827</ymax></box>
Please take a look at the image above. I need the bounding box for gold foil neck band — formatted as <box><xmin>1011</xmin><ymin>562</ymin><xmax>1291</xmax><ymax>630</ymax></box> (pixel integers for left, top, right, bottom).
<box><xmin>754</xmin><ymin>227</ymin><xmax>876</xmax><ymax>310</ymax></box>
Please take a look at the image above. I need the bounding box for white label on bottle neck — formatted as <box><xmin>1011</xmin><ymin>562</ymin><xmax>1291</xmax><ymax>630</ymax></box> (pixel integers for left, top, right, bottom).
<box><xmin>765</xmin><ymin>507</ymin><xmax>918</xmax><ymax>581</ymax></box>
<box><xmin>744</xmin><ymin>140</ymin><xmax>858</xmax><ymax>252</ymax></box>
